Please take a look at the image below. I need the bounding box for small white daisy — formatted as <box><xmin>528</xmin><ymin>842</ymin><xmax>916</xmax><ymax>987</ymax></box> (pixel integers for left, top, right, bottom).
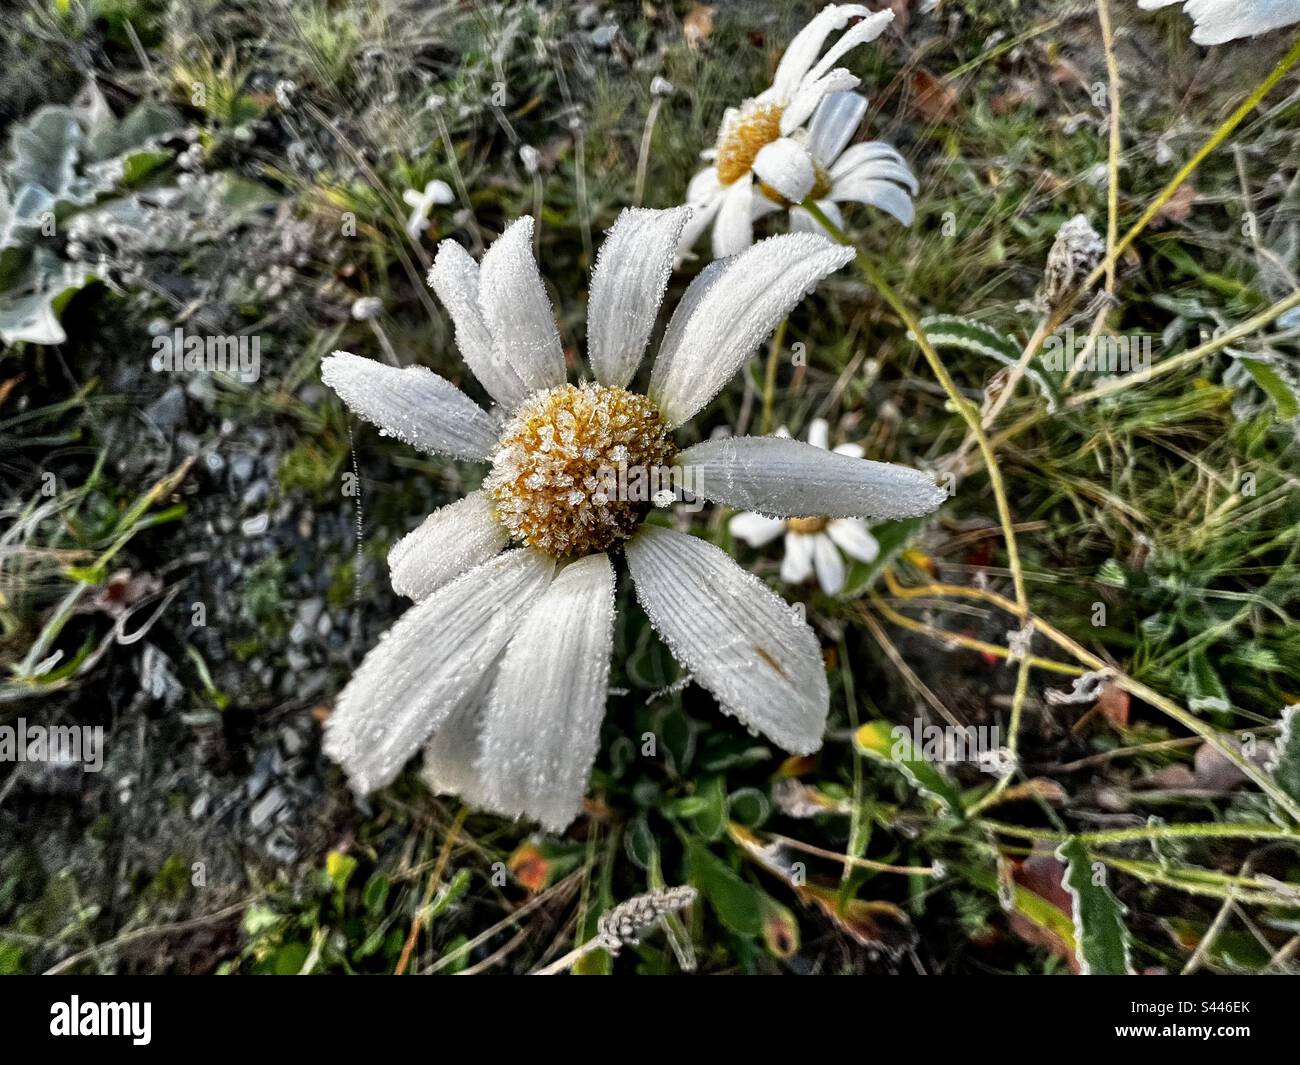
<box><xmin>729</xmin><ymin>419</ymin><xmax>883</xmax><ymax>596</ymax></box>
<box><xmin>753</xmin><ymin>91</ymin><xmax>917</xmax><ymax>235</ymax></box>
<box><xmin>1139</xmin><ymin>0</ymin><xmax>1300</xmax><ymax>45</ymax></box>
<box><xmin>402</xmin><ymin>178</ymin><xmax>454</xmax><ymax>241</ymax></box>
<box><xmin>677</xmin><ymin>4</ymin><xmax>895</xmax><ymax>258</ymax></box>
<box><xmin>319</xmin><ymin>207</ymin><xmax>945</xmax><ymax>831</ymax></box>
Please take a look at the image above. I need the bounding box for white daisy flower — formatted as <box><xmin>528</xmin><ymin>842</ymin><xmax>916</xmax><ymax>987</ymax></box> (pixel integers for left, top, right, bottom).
<box><xmin>677</xmin><ymin>4</ymin><xmax>895</xmax><ymax>259</ymax></box>
<box><xmin>753</xmin><ymin>91</ymin><xmax>917</xmax><ymax>235</ymax></box>
<box><xmin>729</xmin><ymin>418</ymin><xmax>884</xmax><ymax>596</ymax></box>
<box><xmin>320</xmin><ymin>208</ymin><xmax>946</xmax><ymax>831</ymax></box>
<box><xmin>1138</xmin><ymin>0</ymin><xmax>1300</xmax><ymax>45</ymax></box>
<box><xmin>402</xmin><ymin>178</ymin><xmax>454</xmax><ymax>241</ymax></box>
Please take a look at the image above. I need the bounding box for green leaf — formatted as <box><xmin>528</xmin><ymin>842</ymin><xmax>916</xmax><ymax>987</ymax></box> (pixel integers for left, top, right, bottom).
<box><xmin>853</xmin><ymin>720</ymin><xmax>964</xmax><ymax>815</ymax></box>
<box><xmin>686</xmin><ymin>841</ymin><xmax>762</xmax><ymax>938</ymax></box>
<box><xmin>1057</xmin><ymin>838</ymin><xmax>1132</xmax><ymax>975</ymax></box>
<box><xmin>1269</xmin><ymin>705</ymin><xmax>1300</xmax><ymax>807</ymax></box>
<box><xmin>1184</xmin><ymin>647</ymin><xmax>1230</xmax><ymax>715</ymax></box>
<box><xmin>1238</xmin><ymin>356</ymin><xmax>1300</xmax><ymax>421</ymax></box>
<box><xmin>691</xmin><ymin>775</ymin><xmax>728</xmax><ymax>841</ymax></box>
<box><xmin>841</xmin><ymin>515</ymin><xmax>928</xmax><ymax>598</ymax></box>
<box><xmin>917</xmin><ymin>314</ymin><xmax>1060</xmax><ymax>412</ymax></box>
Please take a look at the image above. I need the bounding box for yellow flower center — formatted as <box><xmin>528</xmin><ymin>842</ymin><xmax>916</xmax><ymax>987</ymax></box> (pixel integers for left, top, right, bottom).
<box><xmin>485</xmin><ymin>384</ymin><xmax>677</xmax><ymax>558</ymax></box>
<box><xmin>715</xmin><ymin>102</ymin><xmax>784</xmax><ymax>186</ymax></box>
<box><xmin>787</xmin><ymin>516</ymin><xmax>830</xmax><ymax>535</ymax></box>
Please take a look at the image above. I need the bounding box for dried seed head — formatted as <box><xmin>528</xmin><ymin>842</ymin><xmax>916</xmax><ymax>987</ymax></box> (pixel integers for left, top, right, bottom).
<box><xmin>1042</xmin><ymin>214</ymin><xmax>1105</xmax><ymax>308</ymax></box>
<box><xmin>596</xmin><ymin>885</ymin><xmax>698</xmax><ymax>954</ymax></box>
<box><xmin>485</xmin><ymin>383</ymin><xmax>677</xmax><ymax>558</ymax></box>
<box><xmin>716</xmin><ymin>102</ymin><xmax>784</xmax><ymax>185</ymax></box>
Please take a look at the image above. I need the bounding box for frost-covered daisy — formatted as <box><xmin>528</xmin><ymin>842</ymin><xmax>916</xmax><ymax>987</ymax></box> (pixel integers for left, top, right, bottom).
<box><xmin>754</xmin><ymin>92</ymin><xmax>917</xmax><ymax>235</ymax></box>
<box><xmin>678</xmin><ymin>5</ymin><xmax>895</xmax><ymax>258</ymax></box>
<box><xmin>1138</xmin><ymin>0</ymin><xmax>1300</xmax><ymax>44</ymax></box>
<box><xmin>729</xmin><ymin>419</ymin><xmax>883</xmax><ymax>596</ymax></box>
<box><xmin>320</xmin><ymin>208</ymin><xmax>945</xmax><ymax>831</ymax></box>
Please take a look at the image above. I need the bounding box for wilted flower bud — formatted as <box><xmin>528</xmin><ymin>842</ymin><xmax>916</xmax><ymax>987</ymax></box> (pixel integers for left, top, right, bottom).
<box><xmin>1042</xmin><ymin>214</ymin><xmax>1105</xmax><ymax>309</ymax></box>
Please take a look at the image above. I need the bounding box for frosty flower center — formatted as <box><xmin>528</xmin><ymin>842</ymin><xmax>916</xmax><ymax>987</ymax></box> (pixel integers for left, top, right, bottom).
<box><xmin>716</xmin><ymin>102</ymin><xmax>784</xmax><ymax>185</ymax></box>
<box><xmin>787</xmin><ymin>516</ymin><xmax>829</xmax><ymax>535</ymax></box>
<box><xmin>485</xmin><ymin>383</ymin><xmax>677</xmax><ymax>558</ymax></box>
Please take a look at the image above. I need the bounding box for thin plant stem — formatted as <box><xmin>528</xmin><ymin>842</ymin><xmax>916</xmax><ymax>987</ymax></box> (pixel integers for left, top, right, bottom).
<box><xmin>761</xmin><ymin>317</ymin><xmax>788</xmax><ymax>435</ymax></box>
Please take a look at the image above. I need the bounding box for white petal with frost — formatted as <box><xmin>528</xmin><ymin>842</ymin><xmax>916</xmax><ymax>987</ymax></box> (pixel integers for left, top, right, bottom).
<box><xmin>477</xmin><ymin>217</ymin><xmax>565</xmax><ymax>394</ymax></box>
<box><xmin>769</xmin><ymin>4</ymin><xmax>873</xmax><ymax>102</ymax></box>
<box><xmin>827</xmin><ymin>517</ymin><xmax>879</xmax><ymax>562</ymax></box>
<box><xmin>420</xmin><ymin>669</ymin><xmax>506</xmax><ymax>815</ymax></box>
<box><xmin>812</xmin><ymin>533</ymin><xmax>845</xmax><ymax>595</ymax></box>
<box><xmin>712</xmin><ymin>177</ymin><xmax>755</xmax><ymax>258</ymax></box>
<box><xmin>649</xmin><ymin>233</ymin><xmax>853</xmax><ymax>427</ymax></box>
<box><xmin>321</xmin><ymin>351</ymin><xmax>499</xmax><ymax>459</ymax></box>
<box><xmin>1139</xmin><ymin>0</ymin><xmax>1300</xmax><ymax>45</ymax></box>
<box><xmin>427</xmin><ymin>240</ymin><xmax>529</xmax><ymax>409</ymax></box>
<box><xmin>480</xmin><ymin>553</ymin><xmax>615</xmax><ymax>831</ymax></box>
<box><xmin>388</xmin><ymin>491</ymin><xmax>508</xmax><ymax>600</ymax></box>
<box><xmin>323</xmin><ymin>550</ymin><xmax>554</xmax><ymax>794</ymax></box>
<box><xmin>781</xmin><ymin>530</ymin><xmax>815</xmax><ymax>583</ymax></box>
<box><xmin>626</xmin><ymin>525</ymin><xmax>829</xmax><ymax>754</ymax></box>
<box><xmin>588</xmin><ymin>207</ymin><xmax>692</xmax><ymax>389</ymax></box>
<box><xmin>752</xmin><ymin>137</ymin><xmax>816</xmax><ymax>203</ymax></box>
<box><xmin>807</xmin><ymin>92</ymin><xmax>869</xmax><ymax>165</ymax></box>
<box><xmin>677</xmin><ymin>435</ymin><xmax>946</xmax><ymax>519</ymax></box>
<box><xmin>782</xmin><ymin>68</ymin><xmax>862</xmax><ymax>135</ymax></box>
<box><xmin>729</xmin><ymin>510</ymin><xmax>786</xmax><ymax>547</ymax></box>
<box><xmin>677</xmin><ymin>168</ymin><xmax>725</xmax><ymax>257</ymax></box>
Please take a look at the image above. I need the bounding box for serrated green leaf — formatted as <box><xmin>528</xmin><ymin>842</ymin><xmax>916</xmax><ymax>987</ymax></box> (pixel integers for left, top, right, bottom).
<box><xmin>1057</xmin><ymin>838</ymin><xmax>1132</xmax><ymax>975</ymax></box>
<box><xmin>1270</xmin><ymin>705</ymin><xmax>1300</xmax><ymax>807</ymax></box>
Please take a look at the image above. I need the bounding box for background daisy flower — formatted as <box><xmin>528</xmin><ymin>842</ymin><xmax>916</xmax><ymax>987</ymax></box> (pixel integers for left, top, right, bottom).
<box><xmin>677</xmin><ymin>4</ymin><xmax>895</xmax><ymax>258</ymax></box>
<box><xmin>1138</xmin><ymin>0</ymin><xmax>1300</xmax><ymax>45</ymax></box>
<box><xmin>320</xmin><ymin>208</ymin><xmax>945</xmax><ymax>830</ymax></box>
<box><xmin>729</xmin><ymin>418</ymin><xmax>886</xmax><ymax>595</ymax></box>
<box><xmin>752</xmin><ymin>91</ymin><xmax>918</xmax><ymax>236</ymax></box>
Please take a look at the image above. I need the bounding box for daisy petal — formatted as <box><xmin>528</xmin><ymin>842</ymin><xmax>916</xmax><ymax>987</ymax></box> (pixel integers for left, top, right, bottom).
<box><xmin>830</xmin><ymin>141</ymin><xmax>912</xmax><ymax>178</ymax></box>
<box><xmin>626</xmin><ymin>525</ymin><xmax>829</xmax><ymax>754</ymax></box>
<box><xmin>1140</xmin><ymin>0</ymin><xmax>1300</xmax><ymax>45</ymax></box>
<box><xmin>781</xmin><ymin>530</ymin><xmax>815</xmax><ymax>583</ymax></box>
<box><xmin>321</xmin><ymin>351</ymin><xmax>499</xmax><ymax>459</ymax></box>
<box><xmin>427</xmin><ymin>239</ymin><xmax>529</xmax><ymax>409</ymax></box>
<box><xmin>588</xmin><ymin>207</ymin><xmax>692</xmax><ymax>389</ymax></box>
<box><xmin>420</xmin><ymin>670</ymin><xmax>506</xmax><ymax>814</ymax></box>
<box><xmin>804</xmin><ymin>10</ymin><xmax>893</xmax><ymax>86</ymax></box>
<box><xmin>323</xmin><ymin>550</ymin><xmax>554</xmax><ymax>794</ymax></box>
<box><xmin>712</xmin><ymin>178</ymin><xmax>755</xmax><ymax>258</ymax></box>
<box><xmin>677</xmin><ymin>435</ymin><xmax>946</xmax><ymax>519</ymax></box>
<box><xmin>477</xmin><ymin>217</ymin><xmax>565</xmax><ymax>394</ymax></box>
<box><xmin>807</xmin><ymin>417</ymin><xmax>830</xmax><ymax>450</ymax></box>
<box><xmin>831</xmin><ymin>178</ymin><xmax>915</xmax><ymax>225</ymax></box>
<box><xmin>807</xmin><ymin>92</ymin><xmax>869</xmax><ymax>166</ymax></box>
<box><xmin>388</xmin><ymin>491</ymin><xmax>508</xmax><ymax>601</ymax></box>
<box><xmin>827</xmin><ymin>517</ymin><xmax>879</xmax><ymax>562</ymax></box>
<box><xmin>649</xmin><ymin>233</ymin><xmax>854</xmax><ymax>427</ymax></box>
<box><xmin>729</xmin><ymin>510</ymin><xmax>787</xmax><ymax>547</ymax></box>
<box><xmin>480</xmin><ymin>553</ymin><xmax>615</xmax><ymax>831</ymax></box>
<box><xmin>677</xmin><ymin>169</ymin><xmax>726</xmax><ymax>257</ymax></box>
<box><xmin>751</xmin><ymin>137</ymin><xmax>816</xmax><ymax>203</ymax></box>
<box><xmin>833</xmin><ymin>441</ymin><xmax>865</xmax><ymax>458</ymax></box>
<box><xmin>770</xmin><ymin>4</ymin><xmax>872</xmax><ymax>101</ymax></box>
<box><xmin>782</xmin><ymin>68</ymin><xmax>862</xmax><ymax>135</ymax></box>
<box><xmin>812</xmin><ymin>533</ymin><xmax>846</xmax><ymax>595</ymax></box>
